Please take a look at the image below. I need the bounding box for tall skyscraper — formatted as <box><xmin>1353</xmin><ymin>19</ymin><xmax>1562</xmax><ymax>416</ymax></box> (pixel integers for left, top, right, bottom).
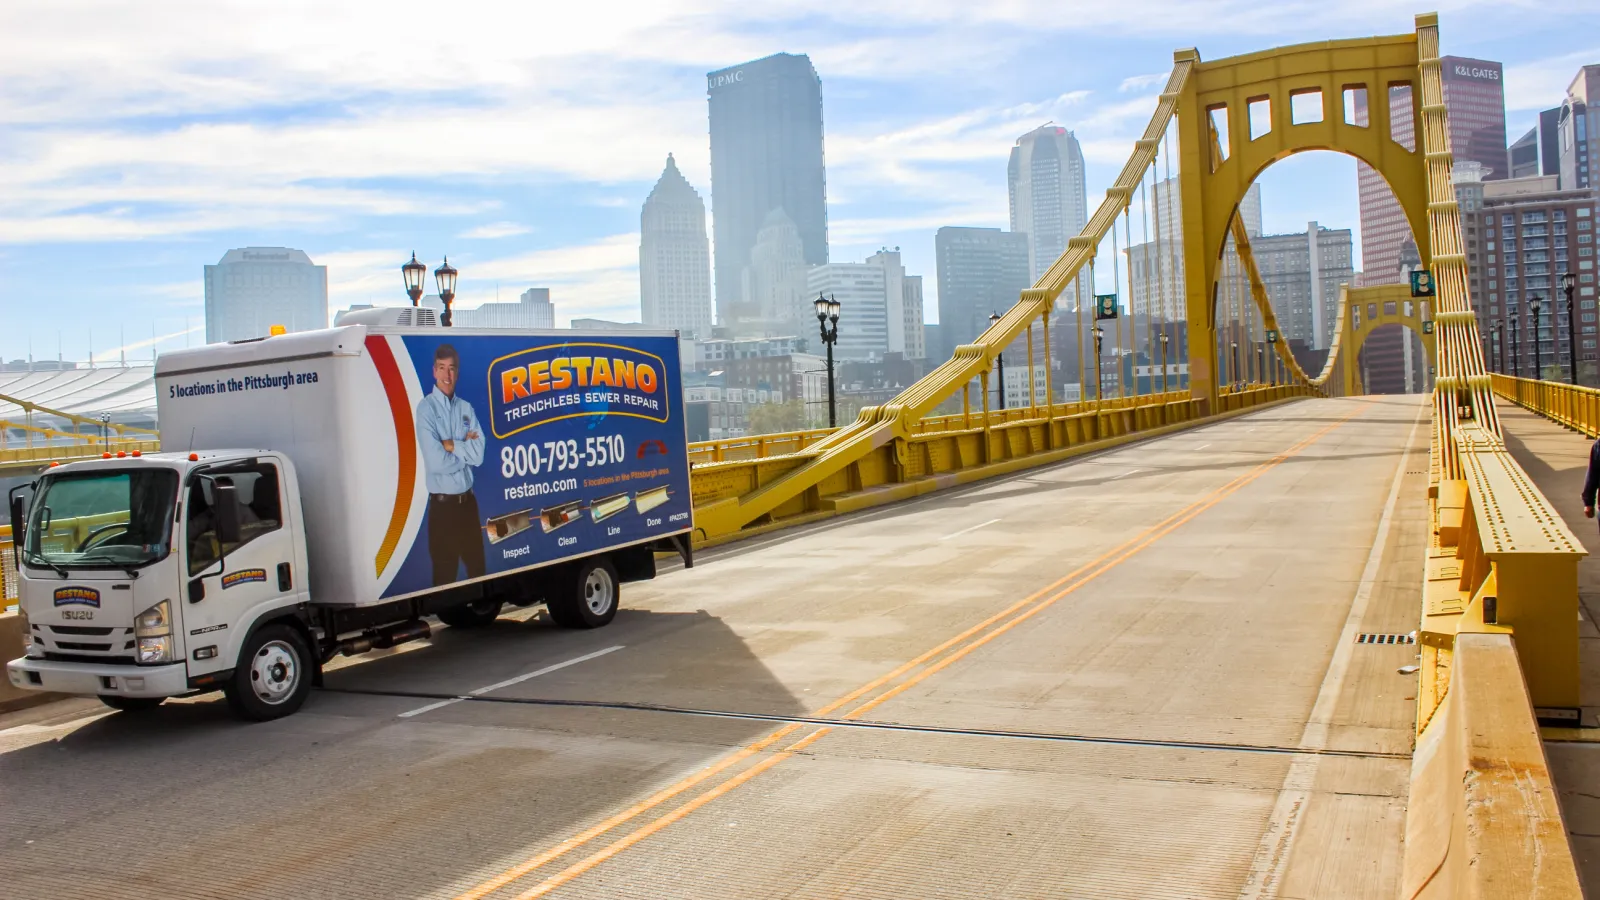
<box><xmin>707</xmin><ymin>53</ymin><xmax>829</xmax><ymax>330</ymax></box>
<box><xmin>1358</xmin><ymin>57</ymin><xmax>1505</xmax><ymax>292</ymax></box>
<box><xmin>1556</xmin><ymin>66</ymin><xmax>1600</xmax><ymax>191</ymax></box>
<box><xmin>740</xmin><ymin>208</ymin><xmax>809</xmax><ymax>332</ymax></box>
<box><xmin>204</xmin><ymin>247</ymin><xmax>328</xmax><ymax>344</ymax></box>
<box><xmin>640</xmin><ymin>154</ymin><xmax>713</xmax><ymax>339</ymax></box>
<box><xmin>1008</xmin><ymin>125</ymin><xmax>1088</xmax><ymax>282</ymax></box>
<box><xmin>805</xmin><ymin>249</ymin><xmax>921</xmax><ymax>361</ymax></box>
<box><xmin>934</xmin><ymin>227</ymin><xmax>1030</xmax><ymax>360</ymax></box>
<box><xmin>1355</xmin><ymin>57</ymin><xmax>1504</xmax><ymax>391</ymax></box>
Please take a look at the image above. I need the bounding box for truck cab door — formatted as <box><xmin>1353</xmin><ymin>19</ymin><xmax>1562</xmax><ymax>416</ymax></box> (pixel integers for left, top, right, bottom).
<box><xmin>181</xmin><ymin>459</ymin><xmax>299</xmax><ymax>679</ymax></box>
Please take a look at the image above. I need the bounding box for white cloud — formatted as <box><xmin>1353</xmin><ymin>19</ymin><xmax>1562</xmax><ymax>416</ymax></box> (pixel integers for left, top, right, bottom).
<box><xmin>1503</xmin><ymin>49</ymin><xmax>1599</xmax><ymax>113</ymax></box>
<box><xmin>459</xmin><ymin>221</ymin><xmax>532</xmax><ymax>240</ymax></box>
<box><xmin>1120</xmin><ymin>73</ymin><xmax>1168</xmax><ymax>92</ymax></box>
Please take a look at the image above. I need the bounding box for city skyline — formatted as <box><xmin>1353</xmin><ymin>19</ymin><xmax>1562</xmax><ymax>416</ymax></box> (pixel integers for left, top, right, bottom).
<box><xmin>2</xmin><ymin>3</ymin><xmax>1595</xmax><ymax>364</ymax></box>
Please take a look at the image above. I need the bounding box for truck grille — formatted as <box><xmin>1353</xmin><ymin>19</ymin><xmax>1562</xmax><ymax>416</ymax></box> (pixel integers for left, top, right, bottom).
<box><xmin>54</xmin><ymin>641</ymin><xmax>114</xmax><ymax>652</ymax></box>
<box><xmin>43</xmin><ymin>652</ymin><xmax>137</xmax><ymax>666</ymax></box>
<box><xmin>40</xmin><ymin>626</ymin><xmax>136</xmax><ymax>660</ymax></box>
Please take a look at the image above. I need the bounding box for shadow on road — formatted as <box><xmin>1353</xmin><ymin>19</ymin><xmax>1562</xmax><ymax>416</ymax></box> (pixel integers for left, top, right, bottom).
<box><xmin>0</xmin><ymin>607</ymin><xmax>803</xmax><ymax>899</ymax></box>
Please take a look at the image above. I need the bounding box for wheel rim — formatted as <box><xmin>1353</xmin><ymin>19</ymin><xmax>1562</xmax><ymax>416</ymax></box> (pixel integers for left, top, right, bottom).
<box><xmin>583</xmin><ymin>568</ymin><xmax>615</xmax><ymax>616</ymax></box>
<box><xmin>250</xmin><ymin>640</ymin><xmax>299</xmax><ymax>705</ymax></box>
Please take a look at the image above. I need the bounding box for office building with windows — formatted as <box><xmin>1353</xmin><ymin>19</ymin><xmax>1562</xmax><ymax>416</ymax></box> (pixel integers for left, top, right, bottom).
<box><xmin>1008</xmin><ymin>125</ymin><xmax>1088</xmax><ymax>281</ymax></box>
<box><xmin>1462</xmin><ymin>176</ymin><xmax>1599</xmax><ymax>382</ymax></box>
<box><xmin>1555</xmin><ymin>65</ymin><xmax>1600</xmax><ymax>191</ymax></box>
<box><xmin>204</xmin><ymin>247</ymin><xmax>328</xmax><ymax>344</ymax></box>
<box><xmin>806</xmin><ymin>249</ymin><xmax>922</xmax><ymax>361</ymax></box>
<box><xmin>707</xmin><ymin>53</ymin><xmax>829</xmax><ymax>330</ymax></box>
<box><xmin>640</xmin><ymin>155</ymin><xmax>713</xmax><ymax>339</ymax></box>
<box><xmin>933</xmin><ymin>227</ymin><xmax>1030</xmax><ymax>361</ymax></box>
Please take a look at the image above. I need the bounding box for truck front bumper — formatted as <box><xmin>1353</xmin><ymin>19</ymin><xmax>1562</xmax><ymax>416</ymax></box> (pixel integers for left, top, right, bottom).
<box><xmin>7</xmin><ymin>657</ymin><xmax>190</xmax><ymax>698</ymax></box>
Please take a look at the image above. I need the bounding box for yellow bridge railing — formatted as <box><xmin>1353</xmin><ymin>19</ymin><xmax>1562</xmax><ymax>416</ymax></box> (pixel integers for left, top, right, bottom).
<box><xmin>1491</xmin><ymin>373</ymin><xmax>1600</xmax><ymax>437</ymax></box>
<box><xmin>1403</xmin><ymin>15</ymin><xmax>1582</xmax><ymax>898</ymax></box>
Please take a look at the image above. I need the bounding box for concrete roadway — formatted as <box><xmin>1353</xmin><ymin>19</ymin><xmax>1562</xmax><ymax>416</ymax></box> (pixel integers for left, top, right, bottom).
<box><xmin>0</xmin><ymin>395</ymin><xmax>1427</xmax><ymax>900</ymax></box>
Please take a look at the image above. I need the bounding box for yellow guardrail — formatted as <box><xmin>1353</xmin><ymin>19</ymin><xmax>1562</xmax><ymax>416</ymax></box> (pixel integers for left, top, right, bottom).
<box><xmin>1491</xmin><ymin>373</ymin><xmax>1600</xmax><ymax>437</ymax></box>
<box><xmin>1403</xmin><ymin>15</ymin><xmax>1582</xmax><ymax>898</ymax></box>
<box><xmin>1</xmin><ymin>525</ymin><xmax>13</xmax><ymax>606</ymax></box>
<box><xmin>689</xmin><ymin>384</ymin><xmax>1301</xmax><ymax>545</ymax></box>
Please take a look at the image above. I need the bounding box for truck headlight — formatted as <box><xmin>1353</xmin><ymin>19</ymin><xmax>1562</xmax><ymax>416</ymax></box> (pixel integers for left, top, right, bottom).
<box><xmin>137</xmin><ymin>636</ymin><xmax>173</xmax><ymax>665</ymax></box>
<box><xmin>134</xmin><ymin>600</ymin><xmax>171</xmax><ymax>637</ymax></box>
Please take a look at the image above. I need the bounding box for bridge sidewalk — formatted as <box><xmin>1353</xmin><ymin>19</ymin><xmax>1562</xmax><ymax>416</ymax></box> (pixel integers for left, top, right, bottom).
<box><xmin>1495</xmin><ymin>399</ymin><xmax>1600</xmax><ymax>892</ymax></box>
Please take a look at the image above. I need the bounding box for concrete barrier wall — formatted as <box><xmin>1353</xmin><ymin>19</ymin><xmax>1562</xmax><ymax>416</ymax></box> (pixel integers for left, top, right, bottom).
<box><xmin>1402</xmin><ymin>632</ymin><xmax>1580</xmax><ymax>899</ymax></box>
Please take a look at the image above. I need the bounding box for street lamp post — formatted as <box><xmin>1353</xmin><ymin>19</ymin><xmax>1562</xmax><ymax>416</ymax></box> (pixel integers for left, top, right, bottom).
<box><xmin>1159</xmin><ymin>331</ymin><xmax>1169</xmax><ymax>393</ymax></box>
<box><xmin>1230</xmin><ymin>341</ymin><xmax>1239</xmax><ymax>391</ymax></box>
<box><xmin>1266</xmin><ymin>330</ymin><xmax>1279</xmax><ymax>386</ymax></box>
<box><xmin>1094</xmin><ymin>327</ymin><xmax>1105</xmax><ymax>402</ymax></box>
<box><xmin>1531</xmin><ymin>295</ymin><xmax>1544</xmax><ymax>380</ymax></box>
<box><xmin>402</xmin><ymin>253</ymin><xmax>426</xmax><ymax>306</ymax></box>
<box><xmin>1563</xmin><ymin>272</ymin><xmax>1579</xmax><ymax>385</ymax></box>
<box><xmin>1255</xmin><ymin>344</ymin><xmax>1264</xmax><ymax>385</ymax></box>
<box><xmin>98</xmin><ymin>412</ymin><xmax>111</xmax><ymax>453</ymax></box>
<box><xmin>989</xmin><ymin>312</ymin><xmax>1006</xmax><ymax>410</ymax></box>
<box><xmin>434</xmin><ymin>257</ymin><xmax>458</xmax><ymax>327</ymax></box>
<box><xmin>815</xmin><ymin>294</ymin><xmax>841</xmax><ymax>427</ymax></box>
<box><xmin>1510</xmin><ymin>314</ymin><xmax>1520</xmax><ymax>378</ymax></box>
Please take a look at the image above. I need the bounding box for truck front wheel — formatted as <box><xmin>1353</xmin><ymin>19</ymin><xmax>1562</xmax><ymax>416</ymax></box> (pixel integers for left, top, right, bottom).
<box><xmin>224</xmin><ymin>623</ymin><xmax>312</xmax><ymax>721</ymax></box>
<box><xmin>546</xmin><ymin>557</ymin><xmax>619</xmax><ymax>629</ymax></box>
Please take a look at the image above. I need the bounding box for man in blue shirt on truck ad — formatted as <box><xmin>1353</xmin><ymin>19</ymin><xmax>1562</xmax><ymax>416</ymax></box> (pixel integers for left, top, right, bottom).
<box><xmin>416</xmin><ymin>343</ymin><xmax>487</xmax><ymax>585</ymax></box>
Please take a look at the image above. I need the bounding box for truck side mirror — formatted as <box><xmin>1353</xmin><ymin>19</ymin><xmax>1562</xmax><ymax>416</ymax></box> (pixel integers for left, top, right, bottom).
<box><xmin>188</xmin><ymin>578</ymin><xmax>205</xmax><ymax>604</ymax></box>
<box><xmin>214</xmin><ymin>482</ymin><xmax>242</xmax><ymax>546</ymax></box>
<box><xmin>7</xmin><ymin>491</ymin><xmax>24</xmax><ymax>564</ymax></box>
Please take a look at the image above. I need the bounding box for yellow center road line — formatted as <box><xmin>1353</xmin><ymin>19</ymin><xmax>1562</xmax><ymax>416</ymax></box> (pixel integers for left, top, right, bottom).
<box><xmin>453</xmin><ymin>402</ymin><xmax>1372</xmax><ymax>900</ymax></box>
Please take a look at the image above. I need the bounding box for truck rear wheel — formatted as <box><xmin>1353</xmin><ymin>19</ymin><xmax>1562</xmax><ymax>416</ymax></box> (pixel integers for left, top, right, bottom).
<box><xmin>546</xmin><ymin>557</ymin><xmax>619</xmax><ymax>629</ymax></box>
<box><xmin>224</xmin><ymin>623</ymin><xmax>312</xmax><ymax>721</ymax></box>
<box><xmin>99</xmin><ymin>695</ymin><xmax>164</xmax><ymax>712</ymax></box>
<box><xmin>437</xmin><ymin>599</ymin><xmax>503</xmax><ymax>629</ymax></box>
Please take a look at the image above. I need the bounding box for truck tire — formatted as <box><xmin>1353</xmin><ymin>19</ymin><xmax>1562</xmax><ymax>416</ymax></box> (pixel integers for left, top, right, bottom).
<box><xmin>437</xmin><ymin>599</ymin><xmax>503</xmax><ymax>629</ymax></box>
<box><xmin>99</xmin><ymin>695</ymin><xmax>164</xmax><ymax>712</ymax></box>
<box><xmin>546</xmin><ymin>557</ymin><xmax>619</xmax><ymax>629</ymax></box>
<box><xmin>224</xmin><ymin>623</ymin><xmax>312</xmax><ymax>721</ymax></box>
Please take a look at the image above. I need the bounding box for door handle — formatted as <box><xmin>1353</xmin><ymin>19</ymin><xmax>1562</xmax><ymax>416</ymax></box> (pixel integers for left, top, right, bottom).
<box><xmin>277</xmin><ymin>562</ymin><xmax>292</xmax><ymax>592</ymax></box>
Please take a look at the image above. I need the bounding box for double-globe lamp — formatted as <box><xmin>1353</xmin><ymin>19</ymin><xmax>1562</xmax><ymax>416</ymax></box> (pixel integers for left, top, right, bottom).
<box><xmin>402</xmin><ymin>253</ymin><xmax>460</xmax><ymax>327</ymax></box>
<box><xmin>814</xmin><ymin>295</ymin><xmax>841</xmax><ymax>427</ymax></box>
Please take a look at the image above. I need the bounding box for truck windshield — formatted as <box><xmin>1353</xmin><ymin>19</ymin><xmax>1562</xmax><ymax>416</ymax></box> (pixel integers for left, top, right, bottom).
<box><xmin>23</xmin><ymin>469</ymin><xmax>179</xmax><ymax>570</ymax></box>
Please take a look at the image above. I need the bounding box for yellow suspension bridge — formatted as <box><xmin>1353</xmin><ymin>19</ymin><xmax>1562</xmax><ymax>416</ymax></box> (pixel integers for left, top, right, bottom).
<box><xmin>1</xmin><ymin>13</ymin><xmax>1592</xmax><ymax>899</ymax></box>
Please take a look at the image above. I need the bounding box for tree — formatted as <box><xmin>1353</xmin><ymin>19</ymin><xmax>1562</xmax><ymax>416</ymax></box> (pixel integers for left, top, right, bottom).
<box><xmin>746</xmin><ymin>399</ymin><xmax>809</xmax><ymax>436</ymax></box>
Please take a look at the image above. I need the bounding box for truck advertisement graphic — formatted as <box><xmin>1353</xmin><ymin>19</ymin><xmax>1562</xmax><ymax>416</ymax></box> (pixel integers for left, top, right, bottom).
<box><xmin>382</xmin><ymin>334</ymin><xmax>691</xmax><ymax>599</ymax></box>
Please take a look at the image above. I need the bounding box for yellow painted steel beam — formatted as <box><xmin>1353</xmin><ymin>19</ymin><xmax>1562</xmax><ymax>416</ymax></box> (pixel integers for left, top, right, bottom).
<box><xmin>1177</xmin><ymin>31</ymin><xmax>1433</xmax><ymax>409</ymax></box>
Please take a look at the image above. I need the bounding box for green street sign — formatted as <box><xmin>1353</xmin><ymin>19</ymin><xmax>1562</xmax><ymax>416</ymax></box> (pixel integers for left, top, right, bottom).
<box><xmin>1266</xmin><ymin>329</ymin><xmax>1279</xmax><ymax>343</ymax></box>
<box><xmin>1410</xmin><ymin>269</ymin><xmax>1436</xmax><ymax>298</ymax></box>
<box><xmin>1094</xmin><ymin>294</ymin><xmax>1119</xmax><ymax>320</ymax></box>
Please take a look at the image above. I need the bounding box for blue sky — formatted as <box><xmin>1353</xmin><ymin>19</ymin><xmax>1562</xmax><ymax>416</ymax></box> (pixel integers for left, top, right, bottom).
<box><xmin>2</xmin><ymin>0</ymin><xmax>1594</xmax><ymax>364</ymax></box>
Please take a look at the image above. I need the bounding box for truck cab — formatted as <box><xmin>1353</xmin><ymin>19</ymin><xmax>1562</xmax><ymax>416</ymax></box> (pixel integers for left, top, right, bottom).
<box><xmin>8</xmin><ymin>449</ymin><xmax>313</xmax><ymax>717</ymax></box>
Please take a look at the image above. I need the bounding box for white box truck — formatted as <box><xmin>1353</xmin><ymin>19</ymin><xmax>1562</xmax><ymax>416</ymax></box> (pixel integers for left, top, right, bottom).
<box><xmin>6</xmin><ymin>309</ymin><xmax>693</xmax><ymax>720</ymax></box>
